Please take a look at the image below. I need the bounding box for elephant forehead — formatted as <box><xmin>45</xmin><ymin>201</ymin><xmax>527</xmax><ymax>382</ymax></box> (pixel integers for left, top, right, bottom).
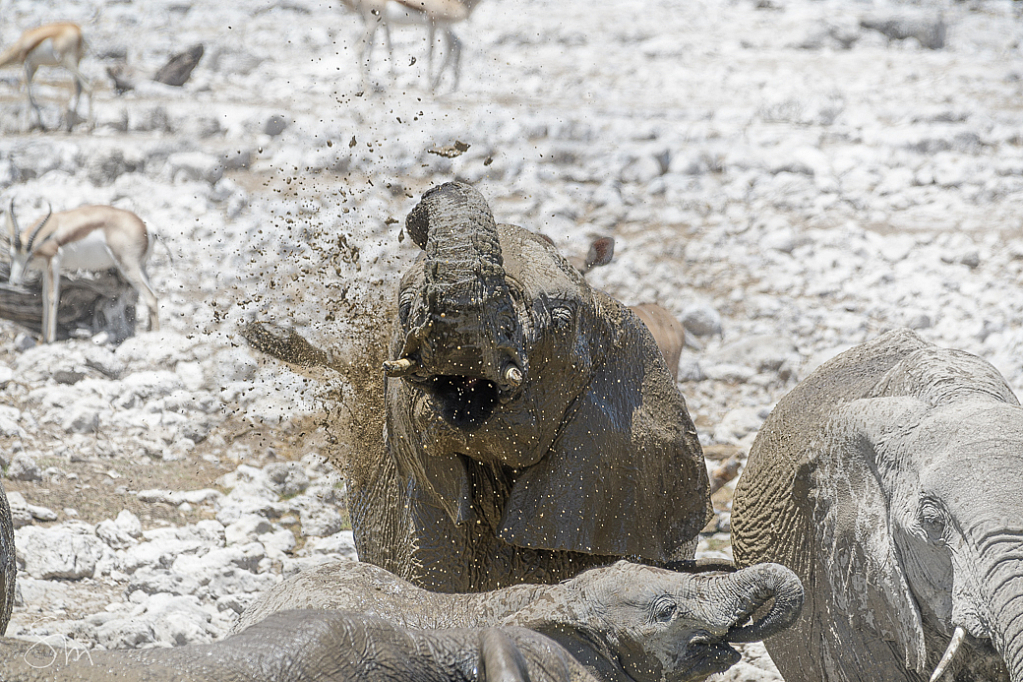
<box><xmin>496</xmin><ymin>224</ymin><xmax>586</xmax><ymax>295</ymax></box>
<box><xmin>907</xmin><ymin>403</ymin><xmax>1023</xmax><ymax>454</ymax></box>
<box><xmin>923</xmin><ymin>403</ymin><xmax>1023</xmax><ymax>449</ymax></box>
<box><xmin>922</xmin><ymin>449</ymin><xmax>1023</xmax><ymax>490</ymax></box>
<box><xmin>912</xmin><ymin>404</ymin><xmax>1023</xmax><ymax>494</ymax></box>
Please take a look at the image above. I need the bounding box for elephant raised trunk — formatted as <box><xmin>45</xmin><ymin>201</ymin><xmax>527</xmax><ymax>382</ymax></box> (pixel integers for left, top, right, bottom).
<box><xmin>391</xmin><ymin>182</ymin><xmax>525</xmax><ymax>429</ymax></box>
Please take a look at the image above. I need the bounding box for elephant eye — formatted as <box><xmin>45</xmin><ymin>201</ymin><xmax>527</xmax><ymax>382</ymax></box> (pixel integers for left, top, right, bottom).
<box><xmin>919</xmin><ymin>501</ymin><xmax>947</xmax><ymax>543</ymax></box>
<box><xmin>652</xmin><ymin>596</ymin><xmax>677</xmax><ymax>623</ymax></box>
<box><xmin>551</xmin><ymin>306</ymin><xmax>573</xmax><ymax>330</ymax></box>
<box><xmin>398</xmin><ymin>290</ymin><xmax>414</xmax><ymax>323</ymax></box>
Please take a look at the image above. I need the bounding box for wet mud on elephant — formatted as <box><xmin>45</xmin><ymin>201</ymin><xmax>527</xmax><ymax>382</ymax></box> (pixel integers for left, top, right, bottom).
<box><xmin>0</xmin><ymin>610</ymin><xmax>597</xmax><ymax>682</ymax></box>
<box><xmin>248</xmin><ymin>181</ymin><xmax>713</xmax><ymax>592</ymax></box>
<box><xmin>377</xmin><ymin>182</ymin><xmax>711</xmax><ymax>590</ymax></box>
<box><xmin>731</xmin><ymin>329</ymin><xmax>1023</xmax><ymax>682</ymax></box>
<box><xmin>233</xmin><ymin>559</ymin><xmax>805</xmax><ymax>682</ymax></box>
<box><xmin>0</xmin><ymin>559</ymin><xmax>804</xmax><ymax>682</ymax></box>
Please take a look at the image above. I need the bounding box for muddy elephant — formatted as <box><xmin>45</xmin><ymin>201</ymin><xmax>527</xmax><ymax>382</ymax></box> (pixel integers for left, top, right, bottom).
<box><xmin>0</xmin><ymin>480</ymin><xmax>13</xmax><ymax>635</ymax></box>
<box><xmin>0</xmin><ymin>559</ymin><xmax>803</xmax><ymax>682</ymax></box>
<box><xmin>235</xmin><ymin>559</ymin><xmax>804</xmax><ymax>682</ymax></box>
<box><xmin>370</xmin><ymin>181</ymin><xmax>710</xmax><ymax>590</ymax></box>
<box><xmin>0</xmin><ymin>610</ymin><xmax>595</xmax><ymax>682</ymax></box>
<box><xmin>731</xmin><ymin>329</ymin><xmax>1023</xmax><ymax>682</ymax></box>
<box><xmin>241</xmin><ymin>181</ymin><xmax>711</xmax><ymax>590</ymax></box>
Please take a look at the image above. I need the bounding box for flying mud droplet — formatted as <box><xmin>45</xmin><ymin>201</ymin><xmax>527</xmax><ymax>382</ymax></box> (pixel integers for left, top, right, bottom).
<box><xmin>428</xmin><ymin>141</ymin><xmax>471</xmax><ymax>158</ymax></box>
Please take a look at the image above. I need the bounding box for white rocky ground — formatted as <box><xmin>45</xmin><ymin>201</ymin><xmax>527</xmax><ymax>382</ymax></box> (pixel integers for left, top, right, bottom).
<box><xmin>0</xmin><ymin>0</ymin><xmax>1022</xmax><ymax>679</ymax></box>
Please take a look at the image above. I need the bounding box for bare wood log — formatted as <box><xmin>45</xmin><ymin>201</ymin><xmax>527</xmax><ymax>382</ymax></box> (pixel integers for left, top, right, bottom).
<box><xmin>106</xmin><ymin>44</ymin><xmax>204</xmax><ymax>95</ymax></box>
<box><xmin>153</xmin><ymin>44</ymin><xmax>204</xmax><ymax>87</ymax></box>
<box><xmin>0</xmin><ymin>260</ymin><xmax>138</xmax><ymax>342</ymax></box>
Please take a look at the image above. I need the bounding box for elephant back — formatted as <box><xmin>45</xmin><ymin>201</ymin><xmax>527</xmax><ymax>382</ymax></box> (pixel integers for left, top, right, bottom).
<box><xmin>0</xmin><ymin>479</ymin><xmax>14</xmax><ymax>635</ymax></box>
<box><xmin>731</xmin><ymin>329</ymin><xmax>930</xmax><ymax>575</ymax></box>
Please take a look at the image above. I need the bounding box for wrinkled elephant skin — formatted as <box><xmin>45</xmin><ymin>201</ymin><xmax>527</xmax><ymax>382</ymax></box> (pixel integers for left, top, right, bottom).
<box><xmin>0</xmin><ymin>610</ymin><xmax>596</xmax><ymax>682</ymax></box>
<box><xmin>0</xmin><ymin>479</ymin><xmax>14</xmax><ymax>636</ymax></box>
<box><xmin>732</xmin><ymin>329</ymin><xmax>1023</xmax><ymax>682</ymax></box>
<box><xmin>0</xmin><ymin>561</ymin><xmax>804</xmax><ymax>682</ymax></box>
<box><xmin>235</xmin><ymin>559</ymin><xmax>805</xmax><ymax>682</ymax></box>
<box><xmin>368</xmin><ymin>182</ymin><xmax>711</xmax><ymax>590</ymax></box>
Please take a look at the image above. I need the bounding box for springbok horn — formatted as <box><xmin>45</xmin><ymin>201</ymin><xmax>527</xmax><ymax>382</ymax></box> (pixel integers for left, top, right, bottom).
<box><xmin>383</xmin><ymin>357</ymin><xmax>417</xmax><ymax>377</ymax></box>
<box><xmin>24</xmin><ymin>202</ymin><xmax>53</xmax><ymax>253</ymax></box>
<box><xmin>6</xmin><ymin>199</ymin><xmax>19</xmax><ymax>250</ymax></box>
<box><xmin>929</xmin><ymin>626</ymin><xmax>965</xmax><ymax>682</ymax></box>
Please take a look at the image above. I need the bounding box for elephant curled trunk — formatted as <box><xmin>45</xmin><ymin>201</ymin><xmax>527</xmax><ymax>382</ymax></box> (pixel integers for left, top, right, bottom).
<box><xmin>722</xmin><ymin>563</ymin><xmax>805</xmax><ymax>643</ymax></box>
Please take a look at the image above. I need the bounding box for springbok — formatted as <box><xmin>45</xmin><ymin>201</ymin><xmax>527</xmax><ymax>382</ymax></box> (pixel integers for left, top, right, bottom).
<box><xmin>342</xmin><ymin>0</ymin><xmax>483</xmax><ymax>91</ymax></box>
<box><xmin>5</xmin><ymin>202</ymin><xmax>160</xmax><ymax>343</ymax></box>
<box><xmin>579</xmin><ymin>236</ymin><xmax>688</xmax><ymax>382</ymax></box>
<box><xmin>0</xmin><ymin>22</ymin><xmax>92</xmax><ymax>130</ymax></box>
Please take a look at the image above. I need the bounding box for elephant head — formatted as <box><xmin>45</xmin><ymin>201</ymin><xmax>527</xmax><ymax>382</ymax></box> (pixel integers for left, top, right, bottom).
<box><xmin>379</xmin><ymin>181</ymin><xmax>711</xmax><ymax>590</ymax></box>
<box><xmin>732</xmin><ymin>328</ymin><xmax>1023</xmax><ymax>682</ymax></box>
<box><xmin>507</xmin><ymin>560</ymin><xmax>804</xmax><ymax>682</ymax></box>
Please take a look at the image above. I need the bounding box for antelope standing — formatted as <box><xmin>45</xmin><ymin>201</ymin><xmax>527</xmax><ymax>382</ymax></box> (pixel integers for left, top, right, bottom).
<box><xmin>0</xmin><ymin>22</ymin><xmax>92</xmax><ymax>130</ymax></box>
<box><xmin>342</xmin><ymin>0</ymin><xmax>483</xmax><ymax>91</ymax></box>
<box><xmin>5</xmin><ymin>203</ymin><xmax>160</xmax><ymax>343</ymax></box>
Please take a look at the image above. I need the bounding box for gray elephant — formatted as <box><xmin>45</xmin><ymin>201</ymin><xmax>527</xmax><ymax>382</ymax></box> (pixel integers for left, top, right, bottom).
<box><xmin>0</xmin><ymin>560</ymin><xmax>803</xmax><ymax>682</ymax></box>
<box><xmin>731</xmin><ymin>329</ymin><xmax>1023</xmax><ymax>682</ymax></box>
<box><xmin>0</xmin><ymin>610</ymin><xmax>595</xmax><ymax>682</ymax></box>
<box><xmin>246</xmin><ymin>181</ymin><xmax>711</xmax><ymax>592</ymax></box>
<box><xmin>0</xmin><ymin>479</ymin><xmax>14</xmax><ymax>635</ymax></box>
<box><xmin>234</xmin><ymin>559</ymin><xmax>804</xmax><ymax>682</ymax></box>
<box><xmin>376</xmin><ymin>181</ymin><xmax>710</xmax><ymax>590</ymax></box>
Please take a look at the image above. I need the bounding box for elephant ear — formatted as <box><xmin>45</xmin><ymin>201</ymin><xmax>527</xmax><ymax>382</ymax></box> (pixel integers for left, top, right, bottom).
<box><xmin>499</xmin><ymin>299</ymin><xmax>711</xmax><ymax>561</ymax></box>
<box><xmin>813</xmin><ymin>396</ymin><xmax>929</xmax><ymax>676</ymax></box>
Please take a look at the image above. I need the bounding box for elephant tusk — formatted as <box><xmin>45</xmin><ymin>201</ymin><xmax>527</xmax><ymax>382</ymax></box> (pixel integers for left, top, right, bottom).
<box><xmin>383</xmin><ymin>357</ymin><xmax>418</xmax><ymax>377</ymax></box>
<box><xmin>503</xmin><ymin>365</ymin><xmax>524</xmax><ymax>387</ymax></box>
<box><xmin>929</xmin><ymin>626</ymin><xmax>965</xmax><ymax>682</ymax></box>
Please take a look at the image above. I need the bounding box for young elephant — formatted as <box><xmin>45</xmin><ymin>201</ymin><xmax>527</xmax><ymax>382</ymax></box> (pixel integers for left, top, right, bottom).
<box><xmin>731</xmin><ymin>329</ymin><xmax>1023</xmax><ymax>682</ymax></box>
<box><xmin>376</xmin><ymin>182</ymin><xmax>710</xmax><ymax>590</ymax></box>
<box><xmin>245</xmin><ymin>182</ymin><xmax>710</xmax><ymax>592</ymax></box>
<box><xmin>235</xmin><ymin>559</ymin><xmax>805</xmax><ymax>682</ymax></box>
<box><xmin>0</xmin><ymin>610</ymin><xmax>595</xmax><ymax>682</ymax></box>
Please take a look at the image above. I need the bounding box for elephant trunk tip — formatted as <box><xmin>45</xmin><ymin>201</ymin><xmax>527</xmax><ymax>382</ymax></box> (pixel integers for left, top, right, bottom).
<box><xmin>726</xmin><ymin>563</ymin><xmax>804</xmax><ymax>644</ymax></box>
<box><xmin>406</xmin><ymin>181</ymin><xmax>494</xmax><ymax>252</ymax></box>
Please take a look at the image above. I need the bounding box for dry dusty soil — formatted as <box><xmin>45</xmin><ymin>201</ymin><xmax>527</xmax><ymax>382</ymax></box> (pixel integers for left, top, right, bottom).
<box><xmin>0</xmin><ymin>0</ymin><xmax>1022</xmax><ymax>679</ymax></box>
